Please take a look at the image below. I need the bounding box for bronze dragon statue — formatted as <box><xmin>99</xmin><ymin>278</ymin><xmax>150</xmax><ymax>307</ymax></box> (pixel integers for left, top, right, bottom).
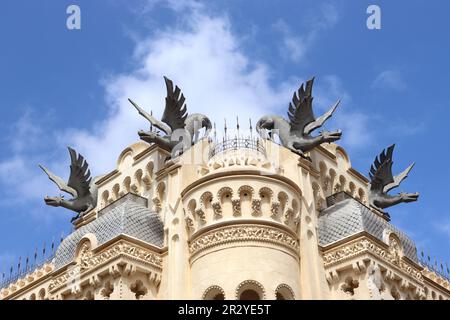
<box><xmin>368</xmin><ymin>144</ymin><xmax>419</xmax><ymax>217</ymax></box>
<box><xmin>256</xmin><ymin>77</ymin><xmax>342</xmax><ymax>159</ymax></box>
<box><xmin>39</xmin><ymin>147</ymin><xmax>103</xmax><ymax>222</ymax></box>
<box><xmin>129</xmin><ymin>76</ymin><xmax>212</xmax><ymax>157</ymax></box>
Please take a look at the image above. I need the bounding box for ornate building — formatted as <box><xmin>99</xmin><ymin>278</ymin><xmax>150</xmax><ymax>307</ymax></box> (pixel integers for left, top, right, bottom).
<box><xmin>1</xmin><ymin>139</ymin><xmax>448</xmax><ymax>300</ymax></box>
<box><xmin>1</xmin><ymin>77</ymin><xmax>449</xmax><ymax>300</ymax></box>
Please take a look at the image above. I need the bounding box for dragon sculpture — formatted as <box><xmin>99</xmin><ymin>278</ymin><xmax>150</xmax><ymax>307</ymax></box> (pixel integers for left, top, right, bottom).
<box><xmin>39</xmin><ymin>147</ymin><xmax>103</xmax><ymax>222</ymax></box>
<box><xmin>256</xmin><ymin>77</ymin><xmax>342</xmax><ymax>159</ymax></box>
<box><xmin>368</xmin><ymin>144</ymin><xmax>419</xmax><ymax>216</ymax></box>
<box><xmin>129</xmin><ymin>76</ymin><xmax>212</xmax><ymax>157</ymax></box>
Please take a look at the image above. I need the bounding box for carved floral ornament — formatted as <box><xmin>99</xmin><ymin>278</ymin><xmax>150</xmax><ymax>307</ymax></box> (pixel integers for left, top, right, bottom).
<box><xmin>322</xmin><ymin>238</ymin><xmax>423</xmax><ymax>282</ymax></box>
<box><xmin>388</xmin><ymin>233</ymin><xmax>403</xmax><ymax>265</ymax></box>
<box><xmin>48</xmin><ymin>241</ymin><xmax>163</xmax><ymax>293</ymax></box>
<box><xmin>189</xmin><ymin>224</ymin><xmax>299</xmax><ymax>257</ymax></box>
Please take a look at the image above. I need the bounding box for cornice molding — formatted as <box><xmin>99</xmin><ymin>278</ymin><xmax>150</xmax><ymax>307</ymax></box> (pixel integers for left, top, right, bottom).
<box><xmin>48</xmin><ymin>239</ymin><xmax>163</xmax><ymax>293</ymax></box>
<box><xmin>181</xmin><ymin>171</ymin><xmax>302</xmax><ymax>198</ymax></box>
<box><xmin>322</xmin><ymin>236</ymin><xmax>423</xmax><ymax>282</ymax></box>
<box><xmin>189</xmin><ymin>223</ymin><xmax>299</xmax><ymax>259</ymax></box>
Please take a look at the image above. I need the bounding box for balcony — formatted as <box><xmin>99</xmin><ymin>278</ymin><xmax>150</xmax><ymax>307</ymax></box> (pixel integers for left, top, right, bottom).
<box><xmin>208</xmin><ymin>137</ymin><xmax>266</xmax><ymax>159</ymax></box>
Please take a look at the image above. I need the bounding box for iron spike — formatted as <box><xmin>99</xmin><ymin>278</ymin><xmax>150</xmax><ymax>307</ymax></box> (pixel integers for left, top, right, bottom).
<box><xmin>150</xmin><ymin>110</ymin><xmax>153</xmax><ymax>132</ymax></box>
<box><xmin>224</xmin><ymin>118</ymin><xmax>227</xmax><ymax>140</ymax></box>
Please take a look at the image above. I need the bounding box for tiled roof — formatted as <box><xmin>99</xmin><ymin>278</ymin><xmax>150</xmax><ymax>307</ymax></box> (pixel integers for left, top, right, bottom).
<box><xmin>54</xmin><ymin>193</ymin><xmax>164</xmax><ymax>269</ymax></box>
<box><xmin>318</xmin><ymin>197</ymin><xmax>418</xmax><ymax>262</ymax></box>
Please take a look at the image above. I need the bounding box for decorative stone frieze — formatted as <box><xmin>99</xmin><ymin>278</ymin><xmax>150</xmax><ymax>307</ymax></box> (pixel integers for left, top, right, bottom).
<box><xmin>189</xmin><ymin>224</ymin><xmax>299</xmax><ymax>257</ymax></box>
<box><xmin>322</xmin><ymin>238</ymin><xmax>423</xmax><ymax>282</ymax></box>
<box><xmin>48</xmin><ymin>241</ymin><xmax>163</xmax><ymax>293</ymax></box>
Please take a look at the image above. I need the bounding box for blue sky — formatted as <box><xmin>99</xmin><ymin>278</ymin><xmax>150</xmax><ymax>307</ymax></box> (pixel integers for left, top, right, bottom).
<box><xmin>1</xmin><ymin>0</ymin><xmax>450</xmax><ymax>275</ymax></box>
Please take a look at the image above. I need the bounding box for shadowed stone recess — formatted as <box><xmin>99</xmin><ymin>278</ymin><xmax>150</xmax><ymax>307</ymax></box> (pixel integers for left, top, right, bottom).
<box><xmin>54</xmin><ymin>193</ymin><xmax>164</xmax><ymax>269</ymax></box>
<box><xmin>318</xmin><ymin>198</ymin><xmax>418</xmax><ymax>262</ymax></box>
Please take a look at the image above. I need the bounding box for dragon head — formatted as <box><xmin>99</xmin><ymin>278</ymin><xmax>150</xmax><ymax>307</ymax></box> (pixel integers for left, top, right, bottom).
<box><xmin>399</xmin><ymin>192</ymin><xmax>419</xmax><ymax>203</ymax></box>
<box><xmin>256</xmin><ymin>116</ymin><xmax>276</xmax><ymax>139</ymax></box>
<box><xmin>320</xmin><ymin>129</ymin><xmax>342</xmax><ymax>143</ymax></box>
<box><xmin>44</xmin><ymin>195</ymin><xmax>64</xmax><ymax>207</ymax></box>
<box><xmin>138</xmin><ymin>130</ymin><xmax>159</xmax><ymax>144</ymax></box>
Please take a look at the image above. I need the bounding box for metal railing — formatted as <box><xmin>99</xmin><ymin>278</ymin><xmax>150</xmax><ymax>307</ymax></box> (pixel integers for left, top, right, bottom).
<box><xmin>419</xmin><ymin>254</ymin><xmax>450</xmax><ymax>282</ymax></box>
<box><xmin>0</xmin><ymin>254</ymin><xmax>55</xmax><ymax>290</ymax></box>
<box><xmin>209</xmin><ymin>137</ymin><xmax>266</xmax><ymax>159</ymax></box>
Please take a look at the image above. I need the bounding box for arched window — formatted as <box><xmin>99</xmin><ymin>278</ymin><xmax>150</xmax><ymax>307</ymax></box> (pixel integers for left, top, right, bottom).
<box><xmin>240</xmin><ymin>290</ymin><xmax>260</xmax><ymax>300</ymax></box>
<box><xmin>236</xmin><ymin>280</ymin><xmax>265</xmax><ymax>300</ymax></box>
<box><xmin>203</xmin><ymin>286</ymin><xmax>225</xmax><ymax>300</ymax></box>
<box><xmin>38</xmin><ymin>288</ymin><xmax>46</xmax><ymax>300</ymax></box>
<box><xmin>275</xmin><ymin>284</ymin><xmax>295</xmax><ymax>300</ymax></box>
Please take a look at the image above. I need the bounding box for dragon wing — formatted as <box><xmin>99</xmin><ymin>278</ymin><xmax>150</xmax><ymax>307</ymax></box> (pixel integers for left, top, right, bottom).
<box><xmin>303</xmin><ymin>100</ymin><xmax>340</xmax><ymax>135</ymax></box>
<box><xmin>161</xmin><ymin>76</ymin><xmax>188</xmax><ymax>132</ymax></box>
<box><xmin>288</xmin><ymin>78</ymin><xmax>316</xmax><ymax>136</ymax></box>
<box><xmin>128</xmin><ymin>98</ymin><xmax>171</xmax><ymax>135</ymax></box>
<box><xmin>67</xmin><ymin>147</ymin><xmax>92</xmax><ymax>198</ymax></box>
<box><xmin>39</xmin><ymin>164</ymin><xmax>77</xmax><ymax>197</ymax></box>
<box><xmin>369</xmin><ymin>144</ymin><xmax>395</xmax><ymax>193</ymax></box>
<box><xmin>383</xmin><ymin>162</ymin><xmax>415</xmax><ymax>193</ymax></box>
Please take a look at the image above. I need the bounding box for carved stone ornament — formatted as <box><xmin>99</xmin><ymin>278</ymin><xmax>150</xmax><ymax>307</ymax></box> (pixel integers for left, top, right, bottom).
<box><xmin>189</xmin><ymin>224</ymin><xmax>299</xmax><ymax>257</ymax></box>
<box><xmin>232</xmin><ymin>199</ymin><xmax>241</xmax><ymax>216</ymax></box>
<box><xmin>152</xmin><ymin>197</ymin><xmax>162</xmax><ymax>213</ymax></box>
<box><xmin>49</xmin><ymin>241</ymin><xmax>163</xmax><ymax>293</ymax></box>
<box><xmin>270</xmin><ymin>202</ymin><xmax>280</xmax><ymax>219</ymax></box>
<box><xmin>322</xmin><ymin>238</ymin><xmax>423</xmax><ymax>282</ymax></box>
<box><xmin>251</xmin><ymin>199</ymin><xmax>262</xmax><ymax>216</ymax></box>
<box><xmin>78</xmin><ymin>241</ymin><xmax>93</xmax><ymax>270</ymax></box>
<box><xmin>195</xmin><ymin>208</ymin><xmax>206</xmax><ymax>224</ymax></box>
<box><xmin>211</xmin><ymin>201</ymin><xmax>222</xmax><ymax>218</ymax></box>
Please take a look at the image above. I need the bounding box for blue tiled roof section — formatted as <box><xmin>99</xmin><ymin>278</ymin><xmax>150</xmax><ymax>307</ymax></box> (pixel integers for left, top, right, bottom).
<box><xmin>318</xmin><ymin>198</ymin><xmax>418</xmax><ymax>262</ymax></box>
<box><xmin>54</xmin><ymin>193</ymin><xmax>164</xmax><ymax>269</ymax></box>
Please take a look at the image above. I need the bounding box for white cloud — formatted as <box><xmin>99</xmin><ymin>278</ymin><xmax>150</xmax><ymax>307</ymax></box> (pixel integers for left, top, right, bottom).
<box><xmin>0</xmin><ymin>111</ymin><xmax>68</xmax><ymax>210</ymax></box>
<box><xmin>272</xmin><ymin>3</ymin><xmax>339</xmax><ymax>62</ymax></box>
<box><xmin>0</xmin><ymin>1</ymin><xmax>370</xmax><ymax>214</ymax></box>
<box><xmin>314</xmin><ymin>75</ymin><xmax>373</xmax><ymax>150</ymax></box>
<box><xmin>65</xmin><ymin>6</ymin><xmax>297</xmax><ymax>174</ymax></box>
<box><xmin>272</xmin><ymin>20</ymin><xmax>307</xmax><ymax>63</ymax></box>
<box><xmin>372</xmin><ymin>70</ymin><xmax>407</xmax><ymax>91</ymax></box>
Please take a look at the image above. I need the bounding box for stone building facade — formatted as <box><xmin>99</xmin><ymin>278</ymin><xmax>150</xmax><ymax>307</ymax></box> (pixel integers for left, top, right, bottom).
<box><xmin>1</xmin><ymin>138</ymin><xmax>449</xmax><ymax>300</ymax></box>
